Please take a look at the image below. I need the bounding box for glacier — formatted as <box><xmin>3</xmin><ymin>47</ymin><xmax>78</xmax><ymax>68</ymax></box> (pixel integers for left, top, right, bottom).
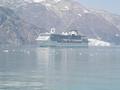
<box><xmin>88</xmin><ymin>39</ymin><xmax>111</xmax><ymax>47</ymax></box>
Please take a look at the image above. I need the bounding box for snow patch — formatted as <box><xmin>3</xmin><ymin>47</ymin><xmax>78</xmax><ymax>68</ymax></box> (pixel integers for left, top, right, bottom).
<box><xmin>24</xmin><ymin>0</ymin><xmax>33</xmax><ymax>3</ymax></box>
<box><xmin>88</xmin><ymin>39</ymin><xmax>111</xmax><ymax>47</ymax></box>
<box><xmin>54</xmin><ymin>0</ymin><xmax>61</xmax><ymax>3</ymax></box>
<box><xmin>64</xmin><ymin>6</ymin><xmax>70</xmax><ymax>10</ymax></box>
<box><xmin>45</xmin><ymin>3</ymin><xmax>52</xmax><ymax>7</ymax></box>
<box><xmin>33</xmin><ymin>0</ymin><xmax>46</xmax><ymax>3</ymax></box>
<box><xmin>78</xmin><ymin>14</ymin><xmax>82</xmax><ymax>17</ymax></box>
<box><xmin>84</xmin><ymin>9</ymin><xmax>89</xmax><ymax>13</ymax></box>
<box><xmin>61</xmin><ymin>6</ymin><xmax>70</xmax><ymax>11</ymax></box>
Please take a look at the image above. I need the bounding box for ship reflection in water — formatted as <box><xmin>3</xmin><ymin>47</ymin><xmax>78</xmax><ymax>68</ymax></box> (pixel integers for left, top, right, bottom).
<box><xmin>0</xmin><ymin>47</ymin><xmax>120</xmax><ymax>90</ymax></box>
<box><xmin>36</xmin><ymin>47</ymin><xmax>89</xmax><ymax>89</ymax></box>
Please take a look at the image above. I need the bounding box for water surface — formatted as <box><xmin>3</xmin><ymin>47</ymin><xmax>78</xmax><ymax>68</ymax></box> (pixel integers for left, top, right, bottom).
<box><xmin>0</xmin><ymin>47</ymin><xmax>120</xmax><ymax>90</ymax></box>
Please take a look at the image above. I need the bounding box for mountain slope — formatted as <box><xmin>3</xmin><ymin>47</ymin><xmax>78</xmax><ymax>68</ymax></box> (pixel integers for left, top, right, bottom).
<box><xmin>0</xmin><ymin>6</ymin><xmax>41</xmax><ymax>45</ymax></box>
<box><xmin>0</xmin><ymin>0</ymin><xmax>120</xmax><ymax>45</ymax></box>
<box><xmin>17</xmin><ymin>3</ymin><xmax>64</xmax><ymax>33</ymax></box>
<box><xmin>0</xmin><ymin>7</ymin><xmax>21</xmax><ymax>45</ymax></box>
<box><xmin>20</xmin><ymin>0</ymin><xmax>120</xmax><ymax>44</ymax></box>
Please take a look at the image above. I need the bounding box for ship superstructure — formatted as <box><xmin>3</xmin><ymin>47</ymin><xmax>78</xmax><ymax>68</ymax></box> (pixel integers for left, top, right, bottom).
<box><xmin>36</xmin><ymin>29</ymin><xmax>88</xmax><ymax>47</ymax></box>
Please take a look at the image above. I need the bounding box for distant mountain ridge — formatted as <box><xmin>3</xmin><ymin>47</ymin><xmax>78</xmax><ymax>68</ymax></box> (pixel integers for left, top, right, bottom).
<box><xmin>0</xmin><ymin>0</ymin><xmax>120</xmax><ymax>45</ymax></box>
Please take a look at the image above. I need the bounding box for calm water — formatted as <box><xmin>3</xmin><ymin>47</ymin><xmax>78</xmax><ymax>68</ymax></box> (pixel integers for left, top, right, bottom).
<box><xmin>0</xmin><ymin>47</ymin><xmax>120</xmax><ymax>90</ymax></box>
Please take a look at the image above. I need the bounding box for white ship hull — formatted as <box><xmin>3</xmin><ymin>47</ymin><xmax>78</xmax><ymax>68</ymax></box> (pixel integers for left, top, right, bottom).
<box><xmin>37</xmin><ymin>41</ymin><xmax>88</xmax><ymax>48</ymax></box>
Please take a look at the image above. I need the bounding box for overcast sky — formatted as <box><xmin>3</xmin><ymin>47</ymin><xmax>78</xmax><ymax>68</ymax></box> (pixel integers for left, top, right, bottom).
<box><xmin>78</xmin><ymin>0</ymin><xmax>120</xmax><ymax>15</ymax></box>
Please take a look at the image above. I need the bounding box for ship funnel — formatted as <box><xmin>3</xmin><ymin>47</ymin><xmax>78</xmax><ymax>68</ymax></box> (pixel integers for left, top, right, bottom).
<box><xmin>50</xmin><ymin>28</ymin><xmax>56</xmax><ymax>34</ymax></box>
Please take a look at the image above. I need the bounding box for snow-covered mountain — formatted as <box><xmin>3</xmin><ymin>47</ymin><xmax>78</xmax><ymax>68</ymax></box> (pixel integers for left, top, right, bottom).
<box><xmin>21</xmin><ymin>0</ymin><xmax>120</xmax><ymax>44</ymax></box>
<box><xmin>0</xmin><ymin>0</ymin><xmax>120</xmax><ymax>45</ymax></box>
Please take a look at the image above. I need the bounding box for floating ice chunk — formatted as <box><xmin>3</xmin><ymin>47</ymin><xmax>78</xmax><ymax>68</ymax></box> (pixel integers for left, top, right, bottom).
<box><xmin>79</xmin><ymin>53</ymin><xmax>82</xmax><ymax>55</ymax></box>
<box><xmin>3</xmin><ymin>50</ymin><xmax>9</xmax><ymax>53</ymax></box>
<box><xmin>26</xmin><ymin>51</ymin><xmax>30</xmax><ymax>54</ymax></box>
<box><xmin>12</xmin><ymin>49</ymin><xmax>15</xmax><ymax>52</ymax></box>
<box><xmin>90</xmin><ymin>54</ymin><xmax>94</xmax><ymax>57</ymax></box>
<box><xmin>115</xmin><ymin>34</ymin><xmax>120</xmax><ymax>37</ymax></box>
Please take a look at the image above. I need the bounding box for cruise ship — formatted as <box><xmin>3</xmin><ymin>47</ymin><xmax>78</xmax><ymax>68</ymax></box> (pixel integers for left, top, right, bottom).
<box><xmin>36</xmin><ymin>29</ymin><xmax>88</xmax><ymax>47</ymax></box>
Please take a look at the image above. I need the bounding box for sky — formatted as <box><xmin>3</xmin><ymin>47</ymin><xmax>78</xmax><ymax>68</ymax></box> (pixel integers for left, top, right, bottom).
<box><xmin>78</xmin><ymin>0</ymin><xmax>120</xmax><ymax>15</ymax></box>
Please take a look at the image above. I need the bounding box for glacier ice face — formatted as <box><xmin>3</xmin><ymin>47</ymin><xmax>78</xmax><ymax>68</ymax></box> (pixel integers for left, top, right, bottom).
<box><xmin>88</xmin><ymin>39</ymin><xmax>111</xmax><ymax>47</ymax></box>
